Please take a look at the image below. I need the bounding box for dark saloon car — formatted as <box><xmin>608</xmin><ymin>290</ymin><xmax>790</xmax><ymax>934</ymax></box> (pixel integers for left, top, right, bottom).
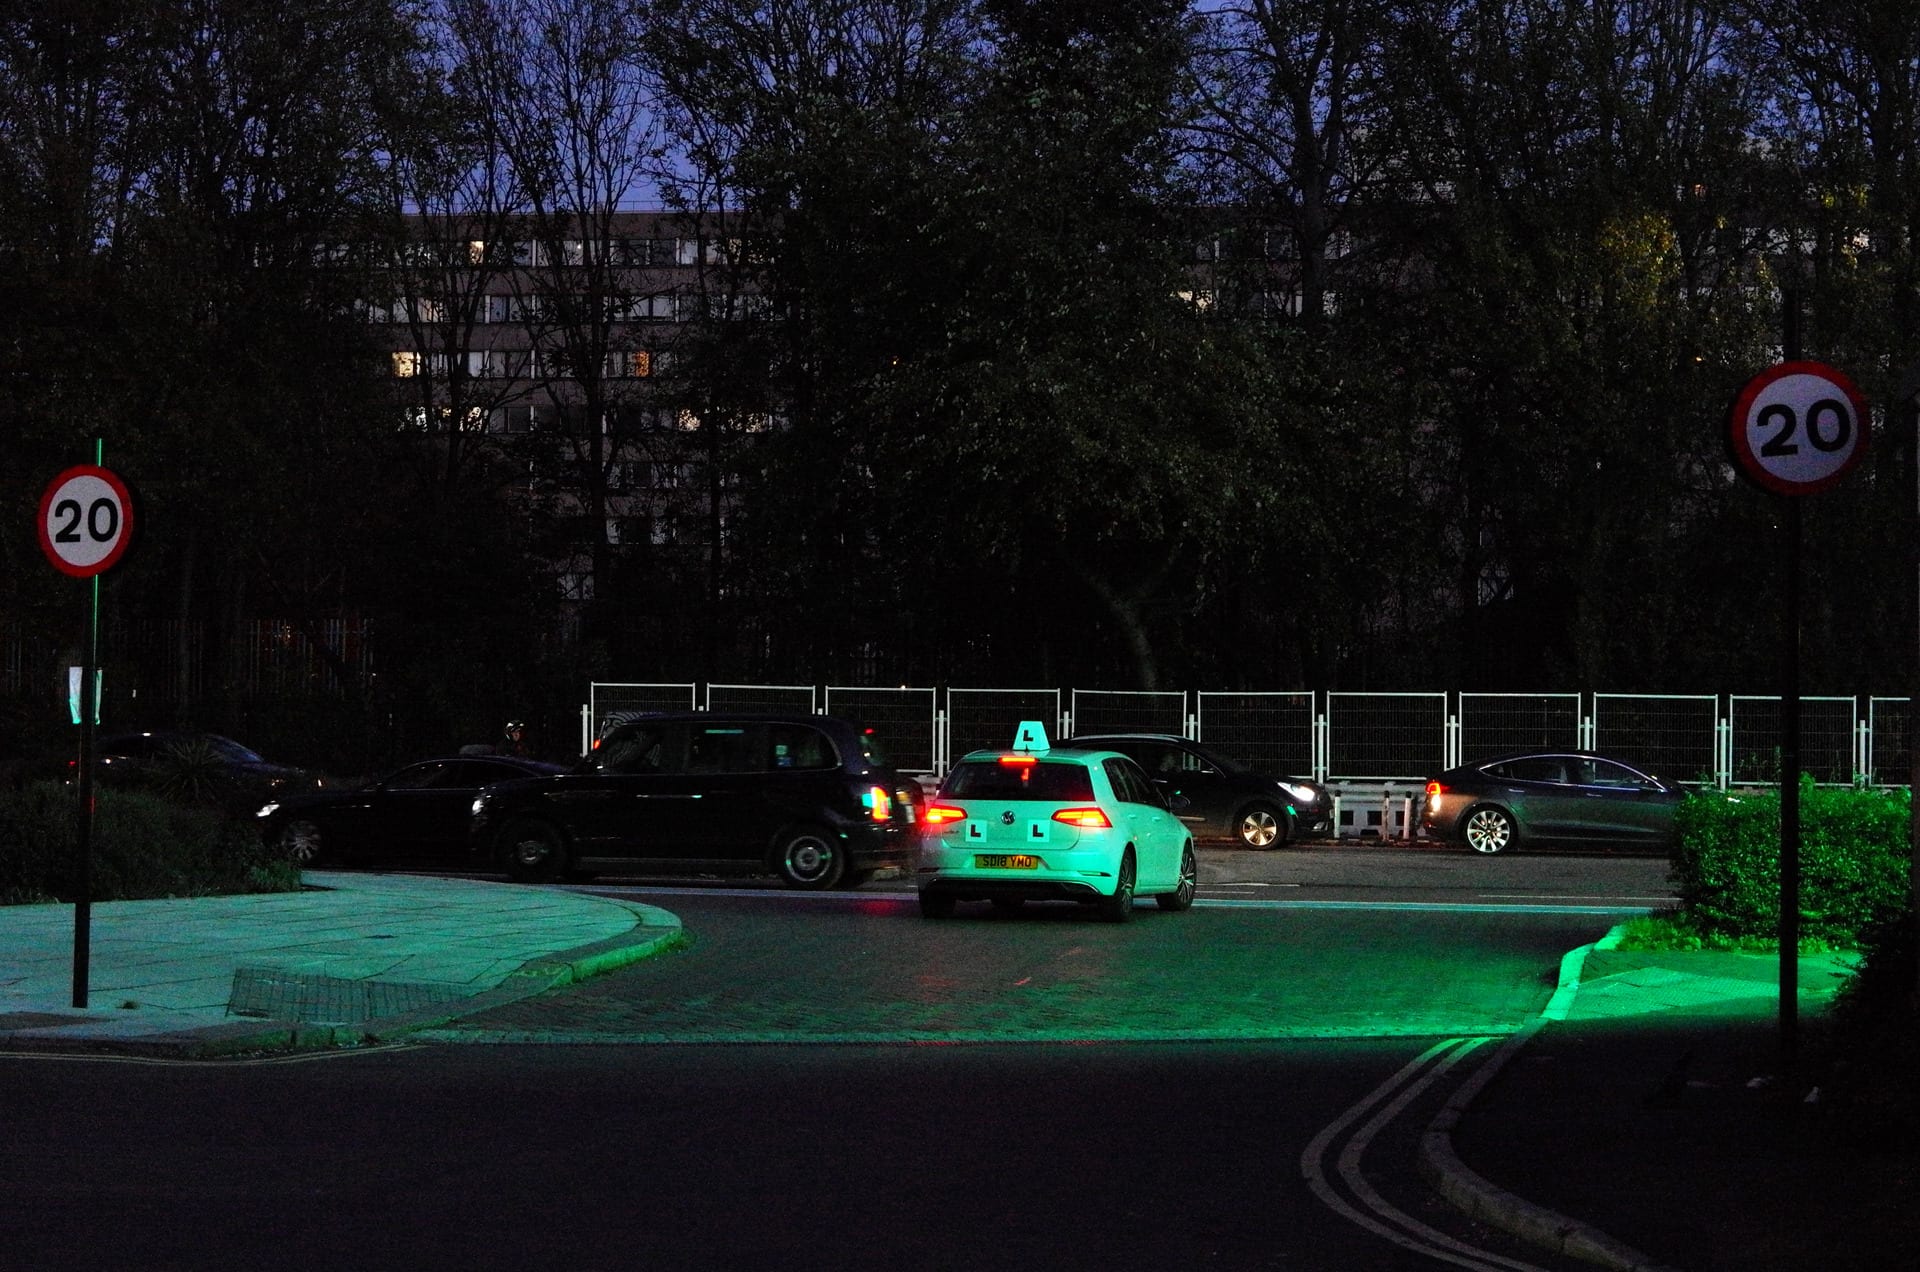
<box><xmin>1063</xmin><ymin>732</ymin><xmax>1331</xmax><ymax>848</ymax></box>
<box><xmin>257</xmin><ymin>755</ymin><xmax>569</xmax><ymax>866</ymax></box>
<box><xmin>93</xmin><ymin>731</ymin><xmax>325</xmax><ymax>799</ymax></box>
<box><xmin>470</xmin><ymin>712</ymin><xmax>923</xmax><ymax>888</ymax></box>
<box><xmin>1420</xmin><ymin>751</ymin><xmax>1686</xmax><ymax>855</ymax></box>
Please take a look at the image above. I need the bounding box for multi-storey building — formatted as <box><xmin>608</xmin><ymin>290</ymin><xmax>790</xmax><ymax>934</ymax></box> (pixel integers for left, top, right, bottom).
<box><xmin>370</xmin><ymin>208</ymin><xmax>767</xmax><ymax>604</ymax></box>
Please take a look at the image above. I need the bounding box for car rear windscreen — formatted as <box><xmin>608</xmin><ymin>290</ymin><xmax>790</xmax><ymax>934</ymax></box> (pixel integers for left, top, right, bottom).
<box><xmin>940</xmin><ymin>760</ymin><xmax>1096</xmax><ymax>801</ymax></box>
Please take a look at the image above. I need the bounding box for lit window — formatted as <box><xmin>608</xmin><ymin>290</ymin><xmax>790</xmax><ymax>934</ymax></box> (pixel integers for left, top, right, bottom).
<box><xmin>468</xmin><ymin>240</ymin><xmax>487</xmax><ymax>265</ymax></box>
<box><xmin>631</xmin><ymin>350</ymin><xmax>652</xmax><ymax>378</ymax></box>
<box><xmin>392</xmin><ymin>351</ymin><xmax>422</xmax><ymax>377</ymax></box>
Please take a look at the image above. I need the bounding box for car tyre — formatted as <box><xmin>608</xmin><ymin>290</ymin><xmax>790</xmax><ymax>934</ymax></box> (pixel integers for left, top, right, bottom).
<box><xmin>918</xmin><ymin>890</ymin><xmax>956</xmax><ymax>919</ymax></box>
<box><xmin>1234</xmin><ymin>801</ymin><xmax>1287</xmax><ymax>850</ymax></box>
<box><xmin>1156</xmin><ymin>842</ymin><xmax>1197</xmax><ymax>911</ymax></box>
<box><xmin>1096</xmin><ymin>851</ymin><xmax>1136</xmax><ymax>923</ymax></box>
<box><xmin>501</xmin><ymin>817</ymin><xmax>568</xmax><ymax>882</ymax></box>
<box><xmin>278</xmin><ymin>818</ymin><xmax>327</xmax><ymax>867</ymax></box>
<box><xmin>774</xmin><ymin>825</ymin><xmax>846</xmax><ymax>890</ymax></box>
<box><xmin>1463</xmin><ymin>806</ymin><xmax>1517</xmax><ymax>855</ymax></box>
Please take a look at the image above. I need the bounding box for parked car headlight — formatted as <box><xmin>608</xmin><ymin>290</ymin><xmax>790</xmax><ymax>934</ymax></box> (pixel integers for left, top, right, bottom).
<box><xmin>1278</xmin><ymin>782</ymin><xmax>1318</xmax><ymax>805</ymax></box>
<box><xmin>255</xmin><ymin>801</ymin><xmax>281</xmax><ymax>820</ymax></box>
<box><xmin>471</xmin><ymin>793</ymin><xmax>491</xmax><ymax>817</ymax></box>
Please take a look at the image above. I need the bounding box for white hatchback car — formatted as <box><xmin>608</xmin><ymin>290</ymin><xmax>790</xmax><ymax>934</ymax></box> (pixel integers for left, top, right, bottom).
<box><xmin>915</xmin><ymin>722</ymin><xmax>1197</xmax><ymax>921</ymax></box>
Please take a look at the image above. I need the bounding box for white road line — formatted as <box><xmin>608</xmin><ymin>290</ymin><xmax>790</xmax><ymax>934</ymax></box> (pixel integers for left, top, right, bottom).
<box><xmin>1302</xmin><ymin>1037</ymin><xmax>1553</xmax><ymax>1272</ymax></box>
<box><xmin>0</xmin><ymin>1044</ymin><xmax>423</xmax><ymax>1067</ymax></box>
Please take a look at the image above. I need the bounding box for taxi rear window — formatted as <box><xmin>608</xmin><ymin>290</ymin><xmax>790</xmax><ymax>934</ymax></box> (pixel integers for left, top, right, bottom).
<box><xmin>941</xmin><ymin>760</ymin><xmax>1095</xmax><ymax>801</ymax></box>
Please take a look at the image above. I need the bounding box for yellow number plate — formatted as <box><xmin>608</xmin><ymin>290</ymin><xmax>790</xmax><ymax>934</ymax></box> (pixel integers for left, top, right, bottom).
<box><xmin>975</xmin><ymin>854</ymin><xmax>1040</xmax><ymax>870</ymax></box>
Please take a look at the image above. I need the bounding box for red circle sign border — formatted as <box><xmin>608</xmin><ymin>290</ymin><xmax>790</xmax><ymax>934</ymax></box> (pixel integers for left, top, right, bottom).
<box><xmin>38</xmin><ymin>464</ymin><xmax>135</xmax><ymax>578</ymax></box>
<box><xmin>1727</xmin><ymin>359</ymin><xmax>1869</xmax><ymax>496</ymax></box>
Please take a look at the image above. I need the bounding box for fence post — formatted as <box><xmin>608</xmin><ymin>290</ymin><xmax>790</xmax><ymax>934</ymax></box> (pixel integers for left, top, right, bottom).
<box><xmin>1314</xmin><ymin>705</ymin><xmax>1329</xmax><ymax>784</ymax></box>
<box><xmin>579</xmin><ymin>703</ymin><xmax>591</xmax><ymax>757</ymax></box>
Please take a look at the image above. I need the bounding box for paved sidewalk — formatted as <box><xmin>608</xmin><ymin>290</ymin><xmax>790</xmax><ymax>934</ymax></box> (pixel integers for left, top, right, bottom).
<box><xmin>0</xmin><ymin>872</ymin><xmax>684</xmax><ymax>1058</ymax></box>
<box><xmin>1424</xmin><ymin>932</ymin><xmax>1915</xmax><ymax>1272</ymax></box>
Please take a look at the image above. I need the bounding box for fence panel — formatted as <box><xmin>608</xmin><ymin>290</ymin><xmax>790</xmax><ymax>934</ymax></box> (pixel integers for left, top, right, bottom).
<box><xmin>1068</xmin><ymin>689</ymin><xmax>1186</xmax><ymax>737</ymax></box>
<box><xmin>1869</xmin><ymin>698</ymin><xmax>1910</xmax><ymax>786</ymax></box>
<box><xmin>1728</xmin><ymin>696</ymin><xmax>1859</xmax><ymax>785</ymax></box>
<box><xmin>705</xmin><ymin>683</ymin><xmax>816</xmax><ymax>714</ymax></box>
<box><xmin>823</xmin><ymin>685</ymin><xmax>938</xmax><ymax>773</ymax></box>
<box><xmin>1195</xmin><ymin>691</ymin><xmax>1316</xmax><ymax>775</ymax></box>
<box><xmin>1326</xmin><ymin>692</ymin><xmax>1447</xmax><ymax>779</ymax></box>
<box><xmin>1458</xmin><ymin>693</ymin><xmax>1582</xmax><ymax>760</ymax></box>
<box><xmin>946</xmin><ymin>688</ymin><xmax>1062</xmax><ymax>764</ymax></box>
<box><xmin>589</xmin><ymin>682</ymin><xmax>697</xmax><ymax>734</ymax></box>
<box><xmin>1592</xmin><ymin>694</ymin><xmax>1718</xmax><ymax>785</ymax></box>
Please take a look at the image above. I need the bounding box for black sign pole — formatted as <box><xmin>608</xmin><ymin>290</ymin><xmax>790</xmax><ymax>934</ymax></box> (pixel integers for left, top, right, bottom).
<box><xmin>70</xmin><ymin>438</ymin><xmax>105</xmax><ymax>1009</ymax></box>
<box><xmin>1776</xmin><ymin>297</ymin><xmax>1804</xmax><ymax>1069</ymax></box>
<box><xmin>1779</xmin><ymin>493</ymin><xmax>1801</xmax><ymax>1066</ymax></box>
<box><xmin>73</xmin><ymin>568</ymin><xmax>97</xmax><ymax>1008</ymax></box>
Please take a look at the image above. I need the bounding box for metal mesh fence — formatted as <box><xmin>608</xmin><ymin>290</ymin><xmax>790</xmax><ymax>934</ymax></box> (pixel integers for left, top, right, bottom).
<box><xmin>1458</xmin><ymin>693</ymin><xmax>1581</xmax><ymax>759</ymax></box>
<box><xmin>1727</xmin><ymin>696</ymin><xmax>1859</xmax><ymax>785</ymax></box>
<box><xmin>1195</xmin><ymin>691</ymin><xmax>1315</xmax><ymax>774</ymax></box>
<box><xmin>946</xmin><ymin>688</ymin><xmax>1063</xmax><ymax>761</ymax></box>
<box><xmin>705</xmin><ymin>683</ymin><xmax>815</xmax><ymax>714</ymax></box>
<box><xmin>1869</xmin><ymin>698</ymin><xmax>1910</xmax><ymax>786</ymax></box>
<box><xmin>1068</xmin><ymin>689</ymin><xmax>1186</xmax><ymax>736</ymax></box>
<box><xmin>588</xmin><ymin>682</ymin><xmax>698</xmax><ymax>735</ymax></box>
<box><xmin>1326</xmin><ymin>692</ymin><xmax>1447</xmax><ymax>779</ymax></box>
<box><xmin>823</xmin><ymin>686</ymin><xmax>938</xmax><ymax>773</ymax></box>
<box><xmin>580</xmin><ymin>681</ymin><xmax>1918</xmax><ymax>785</ymax></box>
<box><xmin>1592</xmin><ymin>694</ymin><xmax>1718</xmax><ymax>785</ymax></box>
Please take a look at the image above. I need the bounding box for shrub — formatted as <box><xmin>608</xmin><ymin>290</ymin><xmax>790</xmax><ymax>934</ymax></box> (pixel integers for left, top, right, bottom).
<box><xmin>0</xmin><ymin>781</ymin><xmax>301</xmax><ymax>905</ymax></box>
<box><xmin>1671</xmin><ymin>780</ymin><xmax>1910</xmax><ymax>945</ymax></box>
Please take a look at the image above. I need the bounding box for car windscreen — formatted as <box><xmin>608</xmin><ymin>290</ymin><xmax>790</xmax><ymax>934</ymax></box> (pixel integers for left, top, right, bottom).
<box><xmin>940</xmin><ymin>760</ymin><xmax>1096</xmax><ymax>801</ymax></box>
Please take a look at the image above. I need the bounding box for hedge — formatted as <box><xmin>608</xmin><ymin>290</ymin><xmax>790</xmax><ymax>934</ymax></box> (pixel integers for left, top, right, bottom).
<box><xmin>0</xmin><ymin>781</ymin><xmax>301</xmax><ymax>905</ymax></box>
<box><xmin>1671</xmin><ymin>779</ymin><xmax>1911</xmax><ymax>945</ymax></box>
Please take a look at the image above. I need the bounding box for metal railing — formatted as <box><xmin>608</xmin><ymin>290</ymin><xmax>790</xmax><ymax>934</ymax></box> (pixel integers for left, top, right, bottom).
<box><xmin>581</xmin><ymin>682</ymin><xmax>1914</xmax><ymax>794</ymax></box>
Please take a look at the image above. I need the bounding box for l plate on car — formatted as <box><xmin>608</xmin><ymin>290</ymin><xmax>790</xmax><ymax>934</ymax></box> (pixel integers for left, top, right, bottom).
<box><xmin>974</xmin><ymin>854</ymin><xmax>1040</xmax><ymax>870</ymax></box>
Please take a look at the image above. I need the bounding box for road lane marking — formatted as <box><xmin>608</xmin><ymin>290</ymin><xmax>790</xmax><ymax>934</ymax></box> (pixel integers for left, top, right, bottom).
<box><xmin>570</xmin><ymin>884</ymin><xmax>1662</xmax><ymax>915</ymax></box>
<box><xmin>1303</xmin><ymin>1037</ymin><xmax>1552</xmax><ymax>1271</ymax></box>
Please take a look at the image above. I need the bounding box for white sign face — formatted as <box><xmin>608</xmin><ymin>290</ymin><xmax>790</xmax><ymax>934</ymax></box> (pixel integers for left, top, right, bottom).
<box><xmin>38</xmin><ymin>465</ymin><xmax>134</xmax><ymax>578</ymax></box>
<box><xmin>1728</xmin><ymin>361</ymin><xmax>1868</xmax><ymax>496</ymax></box>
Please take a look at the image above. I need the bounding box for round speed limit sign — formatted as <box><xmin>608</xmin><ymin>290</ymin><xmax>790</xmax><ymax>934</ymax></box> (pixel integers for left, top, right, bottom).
<box><xmin>38</xmin><ymin>465</ymin><xmax>135</xmax><ymax>578</ymax></box>
<box><xmin>1728</xmin><ymin>360</ymin><xmax>1868</xmax><ymax>496</ymax></box>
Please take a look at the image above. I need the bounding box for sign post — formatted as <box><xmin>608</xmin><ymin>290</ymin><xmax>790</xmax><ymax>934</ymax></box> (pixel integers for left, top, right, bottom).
<box><xmin>37</xmin><ymin>450</ymin><xmax>134</xmax><ymax>1009</ymax></box>
<box><xmin>1726</xmin><ymin>359</ymin><xmax>1867</xmax><ymax>1067</ymax></box>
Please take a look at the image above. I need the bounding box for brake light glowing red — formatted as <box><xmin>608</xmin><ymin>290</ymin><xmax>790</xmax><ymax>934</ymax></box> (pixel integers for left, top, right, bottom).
<box><xmin>1051</xmin><ymin>807</ymin><xmax>1112</xmax><ymax>829</ymax></box>
<box><xmin>998</xmin><ymin>754</ymin><xmax>1037</xmax><ymax>767</ymax></box>
<box><xmin>867</xmin><ymin>785</ymin><xmax>893</xmax><ymax>822</ymax></box>
<box><xmin>923</xmin><ymin>804</ymin><xmax>967</xmax><ymax>826</ymax></box>
<box><xmin>1425</xmin><ymin>781</ymin><xmax>1445</xmax><ymax>797</ymax></box>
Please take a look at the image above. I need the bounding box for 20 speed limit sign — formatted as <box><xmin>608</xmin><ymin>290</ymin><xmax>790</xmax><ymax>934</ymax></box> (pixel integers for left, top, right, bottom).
<box><xmin>38</xmin><ymin>465</ymin><xmax>134</xmax><ymax>578</ymax></box>
<box><xmin>1728</xmin><ymin>360</ymin><xmax>1868</xmax><ymax>496</ymax></box>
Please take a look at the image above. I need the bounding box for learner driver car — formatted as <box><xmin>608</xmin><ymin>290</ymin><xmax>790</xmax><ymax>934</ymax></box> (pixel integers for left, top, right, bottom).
<box><xmin>1420</xmin><ymin>751</ymin><xmax>1686</xmax><ymax>855</ymax></box>
<box><xmin>915</xmin><ymin>721</ymin><xmax>1197</xmax><ymax>922</ymax></box>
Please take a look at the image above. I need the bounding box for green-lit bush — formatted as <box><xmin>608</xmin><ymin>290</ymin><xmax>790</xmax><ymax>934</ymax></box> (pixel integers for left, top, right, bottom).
<box><xmin>0</xmin><ymin>781</ymin><xmax>301</xmax><ymax>905</ymax></box>
<box><xmin>1671</xmin><ymin>780</ymin><xmax>1910</xmax><ymax>945</ymax></box>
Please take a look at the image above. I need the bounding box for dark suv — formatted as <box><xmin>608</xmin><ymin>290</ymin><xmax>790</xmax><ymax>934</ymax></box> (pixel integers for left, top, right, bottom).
<box><xmin>469</xmin><ymin>712</ymin><xmax>922</xmax><ymax>888</ymax></box>
<box><xmin>1063</xmin><ymin>733</ymin><xmax>1331</xmax><ymax>848</ymax></box>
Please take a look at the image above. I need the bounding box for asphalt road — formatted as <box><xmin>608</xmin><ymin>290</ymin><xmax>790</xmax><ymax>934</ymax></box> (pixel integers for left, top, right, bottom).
<box><xmin>2</xmin><ymin>844</ymin><xmax>1666</xmax><ymax>1271</ymax></box>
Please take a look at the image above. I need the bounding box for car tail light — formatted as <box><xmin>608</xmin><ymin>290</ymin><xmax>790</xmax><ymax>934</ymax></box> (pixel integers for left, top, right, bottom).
<box><xmin>1051</xmin><ymin>807</ymin><xmax>1112</xmax><ymax>828</ymax></box>
<box><xmin>866</xmin><ymin>785</ymin><xmax>893</xmax><ymax>822</ymax></box>
<box><xmin>998</xmin><ymin>754</ymin><xmax>1037</xmax><ymax>767</ymax></box>
<box><xmin>923</xmin><ymin>804</ymin><xmax>967</xmax><ymax>825</ymax></box>
<box><xmin>1425</xmin><ymin>781</ymin><xmax>1445</xmax><ymax>797</ymax></box>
